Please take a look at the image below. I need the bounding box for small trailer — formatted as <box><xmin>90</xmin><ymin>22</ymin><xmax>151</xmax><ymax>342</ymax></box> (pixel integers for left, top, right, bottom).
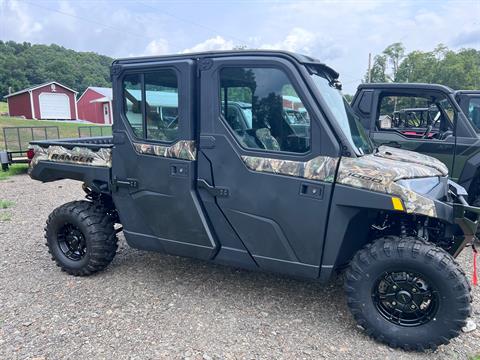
<box><xmin>0</xmin><ymin>126</ymin><xmax>59</xmax><ymax>171</ymax></box>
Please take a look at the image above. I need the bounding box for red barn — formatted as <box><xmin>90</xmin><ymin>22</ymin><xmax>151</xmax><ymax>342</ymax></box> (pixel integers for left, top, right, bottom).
<box><xmin>77</xmin><ymin>87</ymin><xmax>113</xmax><ymax>124</ymax></box>
<box><xmin>4</xmin><ymin>81</ymin><xmax>78</xmax><ymax>120</ymax></box>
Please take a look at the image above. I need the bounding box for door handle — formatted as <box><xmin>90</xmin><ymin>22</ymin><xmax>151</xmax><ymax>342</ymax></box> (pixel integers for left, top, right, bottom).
<box><xmin>112</xmin><ymin>177</ymin><xmax>138</xmax><ymax>191</ymax></box>
<box><xmin>299</xmin><ymin>182</ymin><xmax>324</xmax><ymax>199</ymax></box>
<box><xmin>197</xmin><ymin>179</ymin><xmax>229</xmax><ymax>197</ymax></box>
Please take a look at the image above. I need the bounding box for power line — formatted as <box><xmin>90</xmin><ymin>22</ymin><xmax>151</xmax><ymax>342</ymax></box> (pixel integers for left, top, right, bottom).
<box><xmin>138</xmin><ymin>0</ymin><xmax>251</xmax><ymax>46</ymax></box>
<box><xmin>23</xmin><ymin>1</ymin><xmax>149</xmax><ymax>40</ymax></box>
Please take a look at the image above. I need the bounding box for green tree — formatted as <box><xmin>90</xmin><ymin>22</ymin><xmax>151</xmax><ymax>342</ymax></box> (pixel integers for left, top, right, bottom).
<box><xmin>365</xmin><ymin>54</ymin><xmax>388</xmax><ymax>83</ymax></box>
<box><xmin>382</xmin><ymin>42</ymin><xmax>405</xmax><ymax>81</ymax></box>
<box><xmin>0</xmin><ymin>41</ymin><xmax>113</xmax><ymax>98</ymax></box>
<box><xmin>365</xmin><ymin>42</ymin><xmax>480</xmax><ymax>90</ymax></box>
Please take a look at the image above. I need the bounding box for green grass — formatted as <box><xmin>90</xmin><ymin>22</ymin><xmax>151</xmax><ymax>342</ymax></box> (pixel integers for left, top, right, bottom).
<box><xmin>0</xmin><ymin>101</ymin><xmax>7</xmax><ymax>114</ymax></box>
<box><xmin>0</xmin><ymin>164</ymin><xmax>29</xmax><ymax>180</ymax></box>
<box><xmin>0</xmin><ymin>199</ymin><xmax>15</xmax><ymax>209</ymax></box>
<box><xmin>0</xmin><ymin>114</ymin><xmax>111</xmax><ymax>151</ymax></box>
<box><xmin>0</xmin><ymin>212</ymin><xmax>11</xmax><ymax>221</ymax></box>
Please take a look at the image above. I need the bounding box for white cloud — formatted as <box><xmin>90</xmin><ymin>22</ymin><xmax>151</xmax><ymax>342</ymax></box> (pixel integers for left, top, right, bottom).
<box><xmin>259</xmin><ymin>27</ymin><xmax>345</xmax><ymax>61</ymax></box>
<box><xmin>144</xmin><ymin>39</ymin><xmax>169</xmax><ymax>56</ymax></box>
<box><xmin>5</xmin><ymin>0</ymin><xmax>43</xmax><ymax>37</ymax></box>
<box><xmin>182</xmin><ymin>35</ymin><xmax>234</xmax><ymax>53</ymax></box>
<box><xmin>261</xmin><ymin>28</ymin><xmax>316</xmax><ymax>53</ymax></box>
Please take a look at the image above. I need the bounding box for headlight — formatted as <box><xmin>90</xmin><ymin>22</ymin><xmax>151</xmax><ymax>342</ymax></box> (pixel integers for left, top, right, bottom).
<box><xmin>396</xmin><ymin>177</ymin><xmax>440</xmax><ymax>195</ymax></box>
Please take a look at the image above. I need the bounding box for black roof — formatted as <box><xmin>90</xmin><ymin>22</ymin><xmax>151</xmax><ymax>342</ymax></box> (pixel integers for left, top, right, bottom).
<box><xmin>112</xmin><ymin>50</ymin><xmax>339</xmax><ymax>79</ymax></box>
<box><xmin>455</xmin><ymin>90</ymin><xmax>480</xmax><ymax>95</ymax></box>
<box><xmin>357</xmin><ymin>82</ymin><xmax>454</xmax><ymax>93</ymax></box>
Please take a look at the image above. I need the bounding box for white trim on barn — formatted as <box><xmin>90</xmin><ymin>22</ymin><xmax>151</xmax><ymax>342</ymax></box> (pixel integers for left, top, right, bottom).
<box><xmin>109</xmin><ymin>100</ymin><xmax>113</xmax><ymax>124</ymax></box>
<box><xmin>29</xmin><ymin>90</ymin><xmax>36</xmax><ymax>120</ymax></box>
<box><xmin>4</xmin><ymin>81</ymin><xmax>78</xmax><ymax>98</ymax></box>
<box><xmin>74</xmin><ymin>95</ymin><xmax>79</xmax><ymax>120</ymax></box>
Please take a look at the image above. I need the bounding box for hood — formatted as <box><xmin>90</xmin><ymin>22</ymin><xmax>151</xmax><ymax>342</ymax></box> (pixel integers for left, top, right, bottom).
<box><xmin>374</xmin><ymin>146</ymin><xmax>448</xmax><ymax>176</ymax></box>
<box><xmin>336</xmin><ymin>146</ymin><xmax>448</xmax><ymax>218</ymax></box>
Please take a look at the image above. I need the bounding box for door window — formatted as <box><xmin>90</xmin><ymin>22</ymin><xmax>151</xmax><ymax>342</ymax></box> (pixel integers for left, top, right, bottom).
<box><xmin>219</xmin><ymin>67</ymin><xmax>311</xmax><ymax>153</ymax></box>
<box><xmin>122</xmin><ymin>70</ymin><xmax>179</xmax><ymax>142</ymax></box>
<box><xmin>467</xmin><ymin>97</ymin><xmax>480</xmax><ymax>130</ymax></box>
<box><xmin>377</xmin><ymin>94</ymin><xmax>454</xmax><ymax>140</ymax></box>
<box><xmin>123</xmin><ymin>74</ymin><xmax>143</xmax><ymax>137</ymax></box>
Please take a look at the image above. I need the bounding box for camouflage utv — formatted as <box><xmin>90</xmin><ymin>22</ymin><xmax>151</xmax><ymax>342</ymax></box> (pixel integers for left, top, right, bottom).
<box><xmin>28</xmin><ymin>51</ymin><xmax>480</xmax><ymax>351</ymax></box>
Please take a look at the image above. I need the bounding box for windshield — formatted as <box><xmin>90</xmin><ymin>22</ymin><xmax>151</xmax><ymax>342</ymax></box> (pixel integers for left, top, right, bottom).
<box><xmin>310</xmin><ymin>72</ymin><xmax>373</xmax><ymax>155</ymax></box>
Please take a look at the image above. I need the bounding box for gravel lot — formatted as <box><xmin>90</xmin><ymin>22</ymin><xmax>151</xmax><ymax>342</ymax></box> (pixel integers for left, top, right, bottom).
<box><xmin>0</xmin><ymin>174</ymin><xmax>479</xmax><ymax>359</ymax></box>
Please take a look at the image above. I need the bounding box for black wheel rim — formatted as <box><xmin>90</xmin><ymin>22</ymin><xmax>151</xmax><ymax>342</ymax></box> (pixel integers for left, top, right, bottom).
<box><xmin>372</xmin><ymin>271</ymin><xmax>439</xmax><ymax>327</ymax></box>
<box><xmin>57</xmin><ymin>223</ymin><xmax>87</xmax><ymax>261</ymax></box>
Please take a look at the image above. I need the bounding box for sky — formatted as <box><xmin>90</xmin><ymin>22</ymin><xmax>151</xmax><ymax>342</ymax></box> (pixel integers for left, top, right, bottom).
<box><xmin>0</xmin><ymin>0</ymin><xmax>479</xmax><ymax>93</ymax></box>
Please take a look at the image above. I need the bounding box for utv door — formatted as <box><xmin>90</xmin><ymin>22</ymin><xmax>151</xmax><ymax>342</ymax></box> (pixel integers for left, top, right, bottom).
<box><xmin>197</xmin><ymin>56</ymin><xmax>339</xmax><ymax>278</ymax></box>
<box><xmin>111</xmin><ymin>60</ymin><xmax>216</xmax><ymax>259</ymax></box>
<box><xmin>369</xmin><ymin>91</ymin><xmax>455</xmax><ymax>171</ymax></box>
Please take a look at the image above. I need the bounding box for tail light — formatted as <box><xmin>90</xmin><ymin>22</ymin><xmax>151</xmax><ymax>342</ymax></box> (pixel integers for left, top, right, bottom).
<box><xmin>27</xmin><ymin>148</ymin><xmax>35</xmax><ymax>160</ymax></box>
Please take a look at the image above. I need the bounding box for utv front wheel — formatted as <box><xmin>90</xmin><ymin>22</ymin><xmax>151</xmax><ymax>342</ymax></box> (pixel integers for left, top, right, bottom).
<box><xmin>345</xmin><ymin>236</ymin><xmax>471</xmax><ymax>351</ymax></box>
<box><xmin>45</xmin><ymin>200</ymin><xmax>118</xmax><ymax>276</ymax></box>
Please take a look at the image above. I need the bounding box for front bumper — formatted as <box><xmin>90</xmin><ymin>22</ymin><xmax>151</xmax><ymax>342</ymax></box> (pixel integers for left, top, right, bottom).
<box><xmin>435</xmin><ymin>181</ymin><xmax>480</xmax><ymax>257</ymax></box>
<box><xmin>451</xmin><ymin>202</ymin><xmax>480</xmax><ymax>257</ymax></box>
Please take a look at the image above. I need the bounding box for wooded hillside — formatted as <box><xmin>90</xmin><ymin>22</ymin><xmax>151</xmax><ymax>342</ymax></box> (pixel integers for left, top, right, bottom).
<box><xmin>365</xmin><ymin>43</ymin><xmax>480</xmax><ymax>89</ymax></box>
<box><xmin>0</xmin><ymin>41</ymin><xmax>112</xmax><ymax>98</ymax></box>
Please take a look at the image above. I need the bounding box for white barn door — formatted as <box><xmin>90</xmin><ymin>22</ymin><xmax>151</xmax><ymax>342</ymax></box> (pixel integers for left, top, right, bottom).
<box><xmin>39</xmin><ymin>93</ymin><xmax>71</xmax><ymax>119</ymax></box>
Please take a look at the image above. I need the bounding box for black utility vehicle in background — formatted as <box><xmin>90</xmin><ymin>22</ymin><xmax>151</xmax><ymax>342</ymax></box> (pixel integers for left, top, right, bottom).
<box><xmin>352</xmin><ymin>84</ymin><xmax>480</xmax><ymax>204</ymax></box>
<box><xmin>28</xmin><ymin>51</ymin><xmax>480</xmax><ymax>351</ymax></box>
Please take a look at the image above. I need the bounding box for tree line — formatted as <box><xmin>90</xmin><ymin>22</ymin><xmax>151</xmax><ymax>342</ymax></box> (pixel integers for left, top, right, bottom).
<box><xmin>1</xmin><ymin>40</ymin><xmax>478</xmax><ymax>101</ymax></box>
<box><xmin>0</xmin><ymin>41</ymin><xmax>112</xmax><ymax>99</ymax></box>
<box><xmin>365</xmin><ymin>42</ymin><xmax>480</xmax><ymax>89</ymax></box>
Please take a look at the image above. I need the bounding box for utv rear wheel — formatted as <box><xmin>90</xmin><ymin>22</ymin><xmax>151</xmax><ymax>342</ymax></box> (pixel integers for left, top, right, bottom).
<box><xmin>344</xmin><ymin>236</ymin><xmax>471</xmax><ymax>351</ymax></box>
<box><xmin>45</xmin><ymin>200</ymin><xmax>118</xmax><ymax>276</ymax></box>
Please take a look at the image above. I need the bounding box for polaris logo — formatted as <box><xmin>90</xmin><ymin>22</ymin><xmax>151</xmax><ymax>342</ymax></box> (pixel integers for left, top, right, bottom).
<box><xmin>348</xmin><ymin>172</ymin><xmax>383</xmax><ymax>183</ymax></box>
<box><xmin>51</xmin><ymin>153</ymin><xmax>95</xmax><ymax>163</ymax></box>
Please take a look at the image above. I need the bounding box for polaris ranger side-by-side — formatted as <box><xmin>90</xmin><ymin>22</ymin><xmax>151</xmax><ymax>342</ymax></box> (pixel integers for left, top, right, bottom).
<box><xmin>29</xmin><ymin>51</ymin><xmax>480</xmax><ymax>351</ymax></box>
<box><xmin>352</xmin><ymin>84</ymin><xmax>480</xmax><ymax>205</ymax></box>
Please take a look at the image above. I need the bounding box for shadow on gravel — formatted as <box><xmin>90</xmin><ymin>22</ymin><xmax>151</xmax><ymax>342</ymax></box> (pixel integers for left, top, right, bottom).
<box><xmin>109</xmin><ymin>245</ymin><xmax>352</xmax><ymax>325</ymax></box>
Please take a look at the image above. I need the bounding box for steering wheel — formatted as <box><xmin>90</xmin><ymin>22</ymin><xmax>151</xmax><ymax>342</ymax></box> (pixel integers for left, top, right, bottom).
<box><xmin>167</xmin><ymin>116</ymin><xmax>178</xmax><ymax>129</ymax></box>
<box><xmin>421</xmin><ymin>124</ymin><xmax>433</xmax><ymax>139</ymax></box>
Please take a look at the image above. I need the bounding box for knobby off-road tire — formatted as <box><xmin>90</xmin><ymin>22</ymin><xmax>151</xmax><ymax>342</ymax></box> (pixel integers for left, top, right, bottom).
<box><xmin>345</xmin><ymin>236</ymin><xmax>471</xmax><ymax>351</ymax></box>
<box><xmin>45</xmin><ymin>200</ymin><xmax>118</xmax><ymax>276</ymax></box>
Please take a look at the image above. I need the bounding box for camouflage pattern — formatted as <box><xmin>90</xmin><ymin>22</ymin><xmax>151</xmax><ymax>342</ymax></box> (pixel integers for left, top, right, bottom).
<box><xmin>375</xmin><ymin>146</ymin><xmax>448</xmax><ymax>176</ymax></box>
<box><xmin>255</xmin><ymin>128</ymin><xmax>281</xmax><ymax>151</ymax></box>
<box><xmin>133</xmin><ymin>140</ymin><xmax>196</xmax><ymax>161</ymax></box>
<box><xmin>336</xmin><ymin>146</ymin><xmax>446</xmax><ymax>217</ymax></box>
<box><xmin>242</xmin><ymin>155</ymin><xmax>339</xmax><ymax>182</ymax></box>
<box><xmin>29</xmin><ymin>145</ymin><xmax>112</xmax><ymax>173</ymax></box>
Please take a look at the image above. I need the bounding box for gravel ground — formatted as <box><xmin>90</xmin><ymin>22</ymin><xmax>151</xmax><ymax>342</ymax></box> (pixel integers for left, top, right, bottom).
<box><xmin>0</xmin><ymin>174</ymin><xmax>479</xmax><ymax>359</ymax></box>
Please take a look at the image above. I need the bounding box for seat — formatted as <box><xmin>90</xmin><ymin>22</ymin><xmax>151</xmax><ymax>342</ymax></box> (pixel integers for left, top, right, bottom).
<box><xmin>255</xmin><ymin>128</ymin><xmax>281</xmax><ymax>151</ymax></box>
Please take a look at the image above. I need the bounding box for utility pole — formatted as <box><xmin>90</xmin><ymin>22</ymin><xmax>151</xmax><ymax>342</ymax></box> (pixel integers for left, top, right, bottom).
<box><xmin>367</xmin><ymin>53</ymin><xmax>372</xmax><ymax>83</ymax></box>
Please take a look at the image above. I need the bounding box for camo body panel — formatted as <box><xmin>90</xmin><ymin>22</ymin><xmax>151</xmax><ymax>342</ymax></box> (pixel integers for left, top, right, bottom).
<box><xmin>337</xmin><ymin>153</ymin><xmax>443</xmax><ymax>217</ymax></box>
<box><xmin>29</xmin><ymin>145</ymin><xmax>112</xmax><ymax>173</ymax></box>
<box><xmin>133</xmin><ymin>140</ymin><xmax>196</xmax><ymax>161</ymax></box>
<box><xmin>242</xmin><ymin>155</ymin><xmax>338</xmax><ymax>182</ymax></box>
<box><xmin>375</xmin><ymin>145</ymin><xmax>448</xmax><ymax>176</ymax></box>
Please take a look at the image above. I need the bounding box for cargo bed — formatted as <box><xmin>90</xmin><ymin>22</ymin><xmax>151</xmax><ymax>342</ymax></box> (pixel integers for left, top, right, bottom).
<box><xmin>28</xmin><ymin>136</ymin><xmax>113</xmax><ymax>194</ymax></box>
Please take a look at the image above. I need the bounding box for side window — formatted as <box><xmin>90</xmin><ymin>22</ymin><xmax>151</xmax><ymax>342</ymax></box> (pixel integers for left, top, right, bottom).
<box><xmin>377</xmin><ymin>95</ymin><xmax>453</xmax><ymax>139</ymax></box>
<box><xmin>122</xmin><ymin>69</ymin><xmax>179</xmax><ymax>142</ymax></box>
<box><xmin>468</xmin><ymin>98</ymin><xmax>480</xmax><ymax>130</ymax></box>
<box><xmin>145</xmin><ymin>70</ymin><xmax>179</xmax><ymax>141</ymax></box>
<box><xmin>123</xmin><ymin>74</ymin><xmax>143</xmax><ymax>138</ymax></box>
<box><xmin>220</xmin><ymin>67</ymin><xmax>311</xmax><ymax>153</ymax></box>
